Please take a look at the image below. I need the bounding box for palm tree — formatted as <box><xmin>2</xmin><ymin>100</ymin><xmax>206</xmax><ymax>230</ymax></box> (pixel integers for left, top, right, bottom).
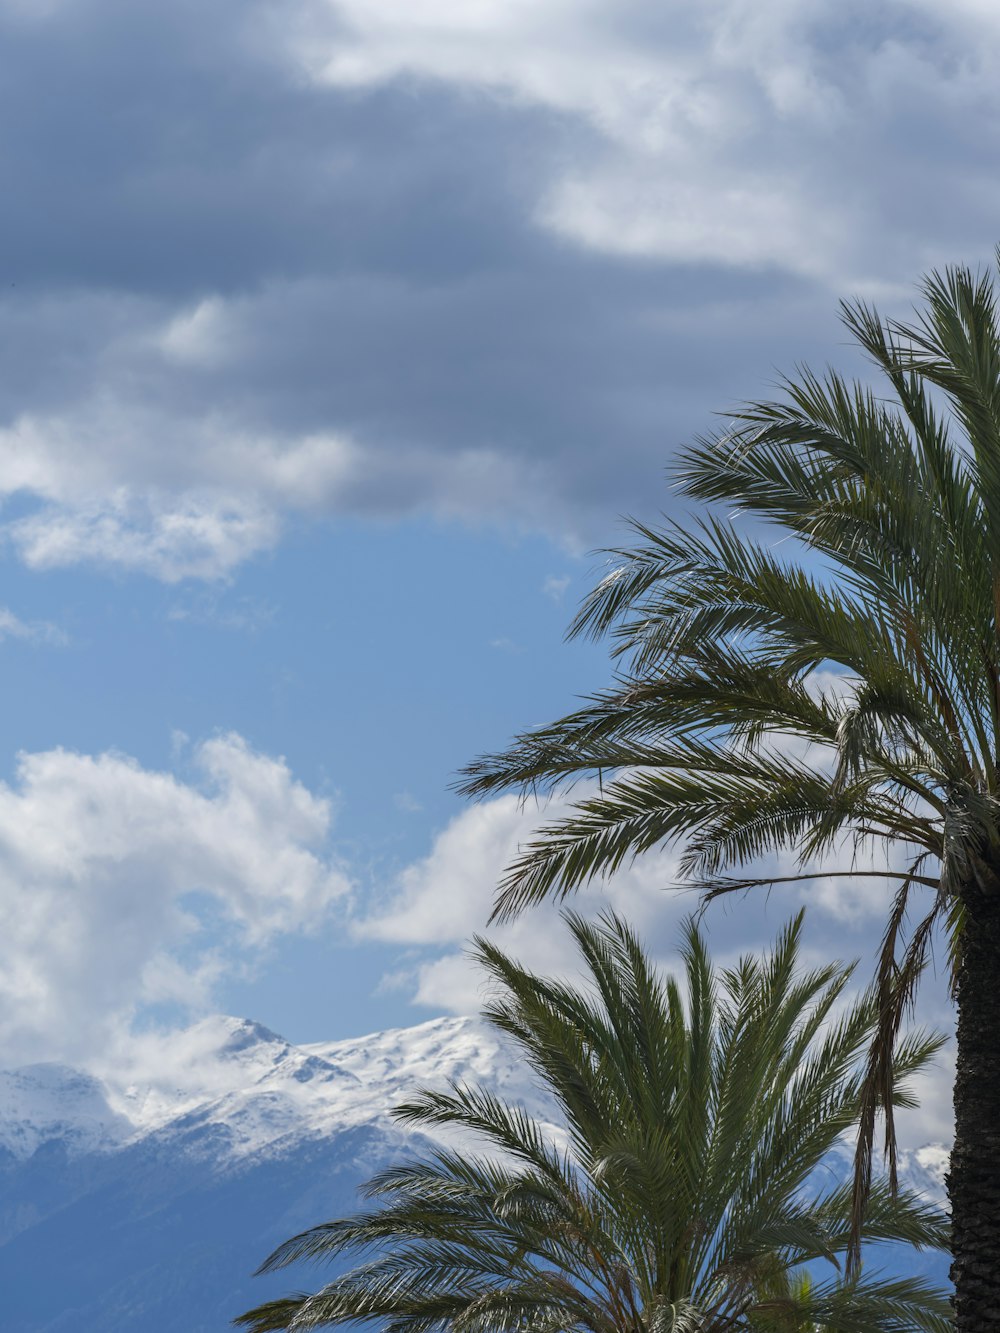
<box><xmin>237</xmin><ymin>913</ymin><xmax>949</xmax><ymax>1333</ymax></box>
<box><xmin>458</xmin><ymin>258</ymin><xmax>1000</xmax><ymax>1328</ymax></box>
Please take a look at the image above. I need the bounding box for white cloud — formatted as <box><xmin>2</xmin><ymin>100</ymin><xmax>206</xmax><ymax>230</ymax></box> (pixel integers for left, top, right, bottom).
<box><xmin>356</xmin><ymin>787</ymin><xmax>821</xmax><ymax>1011</ymax></box>
<box><xmin>293</xmin><ymin>0</ymin><xmax>1000</xmax><ymax>283</ymax></box>
<box><xmin>356</xmin><ymin>777</ymin><xmax>954</xmax><ymax>1147</ymax></box>
<box><xmin>0</xmin><ymin>607</ymin><xmax>66</xmax><ymax>645</ymax></box>
<box><xmin>0</xmin><ymin>390</ymin><xmax>362</xmax><ymax>580</ymax></box>
<box><xmin>166</xmin><ymin>590</ymin><xmax>276</xmax><ymax>633</ymax></box>
<box><xmin>0</xmin><ymin>734</ymin><xmax>350</xmax><ymax>1064</ymax></box>
<box><xmin>8</xmin><ymin>489</ymin><xmax>281</xmax><ymax>583</ymax></box>
<box><xmin>357</xmin><ymin>789</ymin><xmax>689</xmax><ymax>996</ymax></box>
<box><xmin>0</xmin><ymin>373</ymin><xmax>563</xmax><ymax>580</ymax></box>
<box><xmin>538</xmin><ymin>172</ymin><xmax>847</xmax><ymax>279</ymax></box>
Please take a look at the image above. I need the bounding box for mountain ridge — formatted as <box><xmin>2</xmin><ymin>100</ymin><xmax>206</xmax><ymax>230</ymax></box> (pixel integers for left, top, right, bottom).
<box><xmin>0</xmin><ymin>1013</ymin><xmax>951</xmax><ymax>1332</ymax></box>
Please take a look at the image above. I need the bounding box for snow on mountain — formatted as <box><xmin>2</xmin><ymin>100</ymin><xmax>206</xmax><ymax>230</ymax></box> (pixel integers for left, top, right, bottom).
<box><xmin>120</xmin><ymin>1013</ymin><xmax>553</xmax><ymax>1162</ymax></box>
<box><xmin>0</xmin><ymin>1062</ymin><xmax>132</xmax><ymax>1159</ymax></box>
<box><xmin>306</xmin><ymin>1014</ymin><xmax>562</xmax><ymax>1131</ymax></box>
<box><xmin>0</xmin><ymin>1012</ymin><xmax>947</xmax><ymax>1194</ymax></box>
<box><xmin>95</xmin><ymin>1015</ymin><xmax>359</xmax><ymax>1137</ymax></box>
<box><xmin>0</xmin><ymin>1014</ymin><xmax>951</xmax><ymax>1333</ymax></box>
<box><xmin>0</xmin><ymin>1013</ymin><xmax>572</xmax><ymax>1332</ymax></box>
<box><xmin>10</xmin><ymin>1013</ymin><xmax>558</xmax><ymax>1164</ymax></box>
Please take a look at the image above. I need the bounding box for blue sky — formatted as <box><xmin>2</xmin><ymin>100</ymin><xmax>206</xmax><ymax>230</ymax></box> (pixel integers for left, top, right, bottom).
<box><xmin>0</xmin><ymin>0</ymin><xmax>996</xmax><ymax>1144</ymax></box>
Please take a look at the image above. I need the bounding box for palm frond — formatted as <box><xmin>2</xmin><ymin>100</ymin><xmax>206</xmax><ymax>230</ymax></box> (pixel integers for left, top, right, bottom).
<box><xmin>239</xmin><ymin>915</ymin><xmax>949</xmax><ymax>1333</ymax></box>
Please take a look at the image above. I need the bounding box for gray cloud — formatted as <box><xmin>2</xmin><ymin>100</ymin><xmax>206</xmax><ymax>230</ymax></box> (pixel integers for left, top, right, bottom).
<box><xmin>1</xmin><ymin>0</ymin><xmax>999</xmax><ymax>576</ymax></box>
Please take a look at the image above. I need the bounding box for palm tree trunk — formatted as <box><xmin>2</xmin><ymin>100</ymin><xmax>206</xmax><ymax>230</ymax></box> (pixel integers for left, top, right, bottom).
<box><xmin>948</xmin><ymin>881</ymin><xmax>1000</xmax><ymax>1329</ymax></box>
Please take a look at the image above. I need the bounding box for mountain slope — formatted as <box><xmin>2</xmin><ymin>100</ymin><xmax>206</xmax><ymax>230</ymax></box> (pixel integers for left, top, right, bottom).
<box><xmin>0</xmin><ymin>1015</ymin><xmax>559</xmax><ymax>1333</ymax></box>
<box><xmin>0</xmin><ymin>1015</ymin><xmax>950</xmax><ymax>1331</ymax></box>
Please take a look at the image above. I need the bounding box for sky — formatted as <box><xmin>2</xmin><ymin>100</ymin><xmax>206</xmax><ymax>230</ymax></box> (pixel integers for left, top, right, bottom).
<box><xmin>1</xmin><ymin>0</ymin><xmax>999</xmax><ymax>1146</ymax></box>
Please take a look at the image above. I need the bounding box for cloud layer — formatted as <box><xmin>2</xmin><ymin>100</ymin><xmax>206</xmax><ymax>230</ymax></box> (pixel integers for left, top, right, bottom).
<box><xmin>3</xmin><ymin>1</ymin><xmax>1000</xmax><ymax>576</ymax></box>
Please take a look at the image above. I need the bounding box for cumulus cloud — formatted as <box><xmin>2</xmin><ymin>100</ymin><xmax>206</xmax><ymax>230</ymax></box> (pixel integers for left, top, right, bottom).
<box><xmin>357</xmin><ymin>774</ymin><xmax>954</xmax><ymax>1147</ymax></box>
<box><xmin>356</xmin><ymin>780</ymin><xmax>919</xmax><ymax>1005</ymax></box>
<box><xmin>357</xmin><ymin>789</ymin><xmax>690</xmax><ymax>1011</ymax></box>
<box><xmin>0</xmin><ymin>733</ymin><xmax>350</xmax><ymax>1064</ymax></box>
<box><xmin>8</xmin><ymin>488</ymin><xmax>282</xmax><ymax>582</ymax></box>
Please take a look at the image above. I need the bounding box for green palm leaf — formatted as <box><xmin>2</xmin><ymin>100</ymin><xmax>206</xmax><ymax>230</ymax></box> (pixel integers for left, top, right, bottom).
<box><xmin>459</xmin><ymin>257</ymin><xmax>1000</xmax><ymax>1321</ymax></box>
<box><xmin>237</xmin><ymin>915</ymin><xmax>948</xmax><ymax>1333</ymax></box>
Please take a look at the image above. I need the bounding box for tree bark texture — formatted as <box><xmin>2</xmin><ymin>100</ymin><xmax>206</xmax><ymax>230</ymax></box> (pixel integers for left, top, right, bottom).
<box><xmin>949</xmin><ymin>879</ymin><xmax>1000</xmax><ymax>1330</ymax></box>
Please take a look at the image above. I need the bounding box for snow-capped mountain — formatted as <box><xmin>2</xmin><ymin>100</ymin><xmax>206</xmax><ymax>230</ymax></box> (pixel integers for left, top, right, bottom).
<box><xmin>0</xmin><ymin>1013</ymin><xmax>557</xmax><ymax>1164</ymax></box>
<box><xmin>0</xmin><ymin>1062</ymin><xmax>132</xmax><ymax>1159</ymax></box>
<box><xmin>0</xmin><ymin>1015</ymin><xmax>950</xmax><ymax>1332</ymax></box>
<box><xmin>0</xmin><ymin>1014</ymin><xmax>564</xmax><ymax>1333</ymax></box>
